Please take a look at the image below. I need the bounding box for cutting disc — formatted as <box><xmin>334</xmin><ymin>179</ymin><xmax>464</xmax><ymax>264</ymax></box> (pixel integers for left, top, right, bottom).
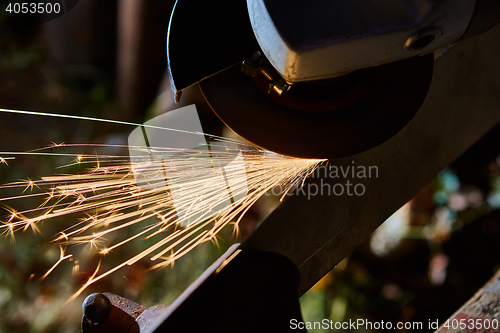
<box><xmin>199</xmin><ymin>54</ymin><xmax>434</xmax><ymax>159</ymax></box>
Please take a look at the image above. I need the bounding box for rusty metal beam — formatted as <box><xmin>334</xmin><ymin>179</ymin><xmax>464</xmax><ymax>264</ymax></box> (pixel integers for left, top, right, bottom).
<box><xmin>436</xmin><ymin>270</ymin><xmax>500</xmax><ymax>332</ymax></box>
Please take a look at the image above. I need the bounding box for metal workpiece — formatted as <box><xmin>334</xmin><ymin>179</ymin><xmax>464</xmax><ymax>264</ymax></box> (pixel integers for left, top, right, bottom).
<box><xmin>247</xmin><ymin>0</ymin><xmax>476</xmax><ymax>82</ymax></box>
<box><xmin>436</xmin><ymin>270</ymin><xmax>500</xmax><ymax>332</ymax></box>
<box><xmin>80</xmin><ymin>245</ymin><xmax>305</xmax><ymax>332</ymax></box>
<box><xmin>145</xmin><ymin>245</ymin><xmax>305</xmax><ymax>333</ymax></box>
<box><xmin>242</xmin><ymin>24</ymin><xmax>500</xmax><ymax>295</ymax></box>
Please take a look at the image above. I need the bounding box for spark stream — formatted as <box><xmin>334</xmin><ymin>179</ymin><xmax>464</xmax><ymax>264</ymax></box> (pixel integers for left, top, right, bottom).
<box><xmin>0</xmin><ymin>145</ymin><xmax>323</xmax><ymax>299</ymax></box>
<box><xmin>0</xmin><ymin>108</ymin><xmax>326</xmax><ymax>300</ymax></box>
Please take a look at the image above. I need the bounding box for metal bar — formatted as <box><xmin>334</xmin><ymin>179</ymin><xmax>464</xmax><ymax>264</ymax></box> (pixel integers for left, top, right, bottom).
<box><xmin>436</xmin><ymin>270</ymin><xmax>500</xmax><ymax>332</ymax></box>
<box><xmin>243</xmin><ymin>24</ymin><xmax>500</xmax><ymax>295</ymax></box>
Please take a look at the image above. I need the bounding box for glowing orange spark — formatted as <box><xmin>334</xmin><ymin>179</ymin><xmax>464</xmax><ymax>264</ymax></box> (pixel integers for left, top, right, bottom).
<box><xmin>39</xmin><ymin>246</ymin><xmax>73</xmax><ymax>281</ymax></box>
<box><xmin>0</xmin><ymin>141</ymin><xmax>324</xmax><ymax>300</ymax></box>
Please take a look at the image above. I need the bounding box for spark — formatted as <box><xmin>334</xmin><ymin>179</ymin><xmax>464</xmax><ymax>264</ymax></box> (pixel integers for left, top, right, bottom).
<box><xmin>22</xmin><ymin>178</ymin><xmax>39</xmax><ymax>193</ymax></box>
<box><xmin>215</xmin><ymin>249</ymin><xmax>241</xmax><ymax>274</ymax></box>
<box><xmin>0</xmin><ymin>221</ymin><xmax>16</xmax><ymax>242</ymax></box>
<box><xmin>4</xmin><ymin>206</ymin><xmax>21</xmax><ymax>222</ymax></box>
<box><xmin>39</xmin><ymin>246</ymin><xmax>73</xmax><ymax>281</ymax></box>
<box><xmin>50</xmin><ymin>142</ymin><xmax>65</xmax><ymax>148</ymax></box>
<box><xmin>72</xmin><ymin>260</ymin><xmax>80</xmax><ymax>275</ymax></box>
<box><xmin>0</xmin><ymin>108</ymin><xmax>325</xmax><ymax>299</ymax></box>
